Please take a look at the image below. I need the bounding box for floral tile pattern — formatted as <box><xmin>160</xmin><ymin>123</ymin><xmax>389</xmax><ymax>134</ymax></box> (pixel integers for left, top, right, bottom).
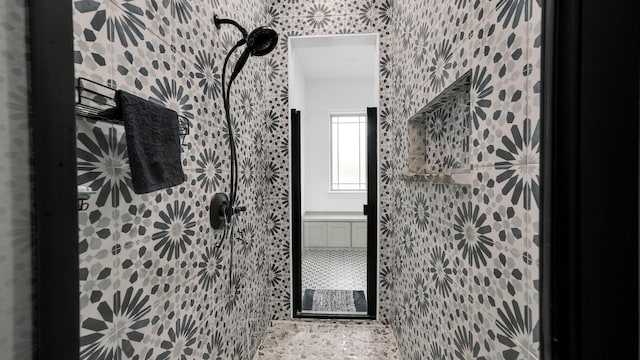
<box><xmin>268</xmin><ymin>0</ymin><xmax>540</xmax><ymax>356</ymax></box>
<box><xmin>75</xmin><ymin>0</ymin><xmax>274</xmax><ymax>359</ymax></box>
<box><xmin>387</xmin><ymin>0</ymin><xmax>541</xmax><ymax>359</ymax></box>
<box><xmin>73</xmin><ymin>0</ymin><xmax>542</xmax><ymax>358</ymax></box>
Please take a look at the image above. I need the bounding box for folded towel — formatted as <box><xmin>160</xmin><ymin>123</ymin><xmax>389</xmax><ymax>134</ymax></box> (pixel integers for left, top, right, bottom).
<box><xmin>116</xmin><ymin>90</ymin><xmax>186</xmax><ymax>194</ymax></box>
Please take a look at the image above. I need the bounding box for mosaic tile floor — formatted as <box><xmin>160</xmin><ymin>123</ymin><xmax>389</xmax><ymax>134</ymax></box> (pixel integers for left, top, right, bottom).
<box><xmin>253</xmin><ymin>320</ymin><xmax>401</xmax><ymax>359</ymax></box>
<box><xmin>301</xmin><ymin>250</ymin><xmax>367</xmax><ymax>291</ymax></box>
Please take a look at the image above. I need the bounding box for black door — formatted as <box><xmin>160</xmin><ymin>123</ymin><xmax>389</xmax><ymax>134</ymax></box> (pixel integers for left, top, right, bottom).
<box><xmin>291</xmin><ymin>107</ymin><xmax>378</xmax><ymax>319</ymax></box>
<box><xmin>291</xmin><ymin>108</ymin><xmax>303</xmax><ymax>315</ymax></box>
<box><xmin>365</xmin><ymin>107</ymin><xmax>378</xmax><ymax>317</ymax></box>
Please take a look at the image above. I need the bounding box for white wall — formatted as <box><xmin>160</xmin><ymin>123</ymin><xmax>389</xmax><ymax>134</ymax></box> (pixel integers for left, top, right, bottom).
<box><xmin>289</xmin><ymin>48</ymin><xmax>307</xmax><ymax>112</ymax></box>
<box><xmin>290</xmin><ymin>48</ymin><xmax>307</xmax><ymax>213</ymax></box>
<box><xmin>303</xmin><ymin>77</ymin><xmax>375</xmax><ymax>212</ymax></box>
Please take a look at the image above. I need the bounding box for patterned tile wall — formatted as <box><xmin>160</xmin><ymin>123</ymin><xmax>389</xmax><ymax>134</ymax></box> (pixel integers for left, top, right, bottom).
<box><xmin>73</xmin><ymin>0</ymin><xmax>543</xmax><ymax>357</ymax></box>
<box><xmin>387</xmin><ymin>1</ymin><xmax>541</xmax><ymax>359</ymax></box>
<box><xmin>270</xmin><ymin>0</ymin><xmax>542</xmax><ymax>359</ymax></box>
<box><xmin>74</xmin><ymin>0</ymin><xmax>275</xmax><ymax>358</ymax></box>
<box><xmin>265</xmin><ymin>0</ymin><xmax>394</xmax><ymax>321</ymax></box>
<box><xmin>0</xmin><ymin>0</ymin><xmax>32</xmax><ymax>358</ymax></box>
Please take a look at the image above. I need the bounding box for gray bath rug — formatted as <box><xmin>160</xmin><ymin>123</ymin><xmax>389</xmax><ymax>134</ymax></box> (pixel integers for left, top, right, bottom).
<box><xmin>302</xmin><ymin>289</ymin><xmax>367</xmax><ymax>312</ymax></box>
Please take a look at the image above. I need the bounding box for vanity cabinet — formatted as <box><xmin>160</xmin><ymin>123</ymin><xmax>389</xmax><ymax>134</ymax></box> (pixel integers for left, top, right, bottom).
<box><xmin>351</xmin><ymin>221</ymin><xmax>367</xmax><ymax>247</ymax></box>
<box><xmin>302</xmin><ymin>212</ymin><xmax>367</xmax><ymax>248</ymax></box>
<box><xmin>326</xmin><ymin>222</ymin><xmax>351</xmax><ymax>247</ymax></box>
<box><xmin>304</xmin><ymin>222</ymin><xmax>328</xmax><ymax>247</ymax></box>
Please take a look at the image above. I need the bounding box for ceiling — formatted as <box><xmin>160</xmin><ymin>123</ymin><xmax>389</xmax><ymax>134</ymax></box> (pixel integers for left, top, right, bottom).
<box><xmin>290</xmin><ymin>34</ymin><xmax>378</xmax><ymax>80</ymax></box>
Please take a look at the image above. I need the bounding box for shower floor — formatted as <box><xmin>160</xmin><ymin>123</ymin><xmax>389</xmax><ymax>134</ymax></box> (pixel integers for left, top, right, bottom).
<box><xmin>254</xmin><ymin>320</ymin><xmax>400</xmax><ymax>359</ymax></box>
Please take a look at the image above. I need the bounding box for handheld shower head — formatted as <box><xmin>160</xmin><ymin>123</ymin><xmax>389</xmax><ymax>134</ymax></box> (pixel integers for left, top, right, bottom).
<box><xmin>213</xmin><ymin>15</ymin><xmax>278</xmax><ymax>57</ymax></box>
<box><xmin>211</xmin><ymin>16</ymin><xmax>279</xmax><ymax>231</ymax></box>
<box><xmin>229</xmin><ymin>26</ymin><xmax>278</xmax><ymax>83</ymax></box>
<box><xmin>246</xmin><ymin>27</ymin><xmax>278</xmax><ymax>56</ymax></box>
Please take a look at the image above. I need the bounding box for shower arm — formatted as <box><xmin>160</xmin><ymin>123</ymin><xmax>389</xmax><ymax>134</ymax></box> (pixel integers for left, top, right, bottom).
<box><xmin>214</xmin><ymin>16</ymin><xmax>248</xmax><ymax>40</ymax></box>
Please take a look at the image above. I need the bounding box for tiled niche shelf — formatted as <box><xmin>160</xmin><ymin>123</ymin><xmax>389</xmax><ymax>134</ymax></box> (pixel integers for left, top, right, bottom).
<box><xmin>401</xmin><ymin>70</ymin><xmax>472</xmax><ymax>184</ymax></box>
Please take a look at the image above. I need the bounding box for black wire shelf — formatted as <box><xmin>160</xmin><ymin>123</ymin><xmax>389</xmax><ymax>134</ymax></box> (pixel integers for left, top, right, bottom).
<box><xmin>75</xmin><ymin>77</ymin><xmax>190</xmax><ymax>145</ymax></box>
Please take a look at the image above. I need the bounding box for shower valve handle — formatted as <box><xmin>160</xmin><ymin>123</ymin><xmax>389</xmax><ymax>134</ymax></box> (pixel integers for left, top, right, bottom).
<box><xmin>210</xmin><ymin>193</ymin><xmax>233</xmax><ymax>229</ymax></box>
<box><xmin>210</xmin><ymin>194</ymin><xmax>250</xmax><ymax>230</ymax></box>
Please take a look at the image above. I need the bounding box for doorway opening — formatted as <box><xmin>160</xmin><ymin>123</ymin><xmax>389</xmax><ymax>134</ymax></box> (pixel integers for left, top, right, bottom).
<box><xmin>289</xmin><ymin>34</ymin><xmax>379</xmax><ymax>318</ymax></box>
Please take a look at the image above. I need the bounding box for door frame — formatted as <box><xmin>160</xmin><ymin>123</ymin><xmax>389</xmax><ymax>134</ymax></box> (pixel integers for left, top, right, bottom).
<box><xmin>29</xmin><ymin>0</ymin><xmax>79</xmax><ymax>358</ymax></box>
<box><xmin>28</xmin><ymin>0</ymin><xmax>640</xmax><ymax>357</ymax></box>
<box><xmin>291</xmin><ymin>107</ymin><xmax>378</xmax><ymax>319</ymax></box>
<box><xmin>542</xmin><ymin>0</ymin><xmax>639</xmax><ymax>358</ymax></box>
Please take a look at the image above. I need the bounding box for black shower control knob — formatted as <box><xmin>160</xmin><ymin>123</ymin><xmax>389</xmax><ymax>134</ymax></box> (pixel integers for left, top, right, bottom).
<box><xmin>210</xmin><ymin>192</ymin><xmax>232</xmax><ymax>230</ymax></box>
<box><xmin>234</xmin><ymin>206</ymin><xmax>247</xmax><ymax>214</ymax></box>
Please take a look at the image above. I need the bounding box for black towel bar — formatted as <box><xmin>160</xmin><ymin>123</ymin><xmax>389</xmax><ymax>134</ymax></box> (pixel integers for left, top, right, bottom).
<box><xmin>75</xmin><ymin>77</ymin><xmax>190</xmax><ymax>145</ymax></box>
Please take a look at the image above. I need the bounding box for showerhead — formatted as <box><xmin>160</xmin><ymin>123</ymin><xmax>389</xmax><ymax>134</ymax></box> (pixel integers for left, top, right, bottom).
<box><xmin>229</xmin><ymin>26</ymin><xmax>278</xmax><ymax>82</ymax></box>
<box><xmin>213</xmin><ymin>15</ymin><xmax>278</xmax><ymax>57</ymax></box>
<box><xmin>246</xmin><ymin>27</ymin><xmax>278</xmax><ymax>56</ymax></box>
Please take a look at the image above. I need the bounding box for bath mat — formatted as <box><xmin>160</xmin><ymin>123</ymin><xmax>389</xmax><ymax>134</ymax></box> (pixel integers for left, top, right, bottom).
<box><xmin>302</xmin><ymin>289</ymin><xmax>367</xmax><ymax>312</ymax></box>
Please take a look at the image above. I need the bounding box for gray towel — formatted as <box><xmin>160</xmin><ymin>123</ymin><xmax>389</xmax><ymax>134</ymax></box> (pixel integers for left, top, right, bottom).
<box><xmin>116</xmin><ymin>90</ymin><xmax>186</xmax><ymax>194</ymax></box>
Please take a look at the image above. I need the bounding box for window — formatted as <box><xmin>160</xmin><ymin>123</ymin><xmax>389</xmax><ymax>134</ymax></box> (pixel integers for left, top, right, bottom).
<box><xmin>331</xmin><ymin>113</ymin><xmax>367</xmax><ymax>191</ymax></box>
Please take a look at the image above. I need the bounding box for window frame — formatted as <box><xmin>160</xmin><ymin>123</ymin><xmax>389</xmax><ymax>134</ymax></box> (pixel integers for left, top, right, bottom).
<box><xmin>329</xmin><ymin>112</ymin><xmax>367</xmax><ymax>192</ymax></box>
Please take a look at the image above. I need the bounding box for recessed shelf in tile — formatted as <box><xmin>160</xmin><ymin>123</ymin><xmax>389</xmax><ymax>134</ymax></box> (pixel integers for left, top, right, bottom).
<box><xmin>399</xmin><ymin>171</ymin><xmax>472</xmax><ymax>185</ymax></box>
<box><xmin>405</xmin><ymin>70</ymin><xmax>472</xmax><ymax>182</ymax></box>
